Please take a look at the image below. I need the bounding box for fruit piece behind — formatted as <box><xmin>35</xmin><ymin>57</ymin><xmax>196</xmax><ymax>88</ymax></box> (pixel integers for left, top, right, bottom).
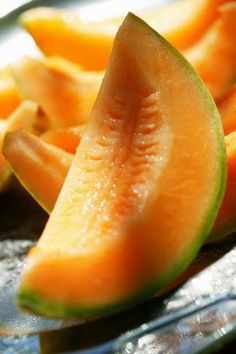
<box><xmin>11</xmin><ymin>57</ymin><xmax>103</xmax><ymax>128</ymax></box>
<box><xmin>20</xmin><ymin>0</ymin><xmax>227</xmax><ymax>70</ymax></box>
<box><xmin>185</xmin><ymin>3</ymin><xmax>236</xmax><ymax>99</ymax></box>
<box><xmin>0</xmin><ymin>101</ymin><xmax>38</xmax><ymax>191</ymax></box>
<box><xmin>3</xmin><ymin>130</ymin><xmax>73</xmax><ymax>213</ymax></box>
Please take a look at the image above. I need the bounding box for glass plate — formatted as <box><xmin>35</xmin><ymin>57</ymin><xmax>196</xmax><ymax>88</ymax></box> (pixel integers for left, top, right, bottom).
<box><xmin>0</xmin><ymin>1</ymin><xmax>236</xmax><ymax>353</ymax></box>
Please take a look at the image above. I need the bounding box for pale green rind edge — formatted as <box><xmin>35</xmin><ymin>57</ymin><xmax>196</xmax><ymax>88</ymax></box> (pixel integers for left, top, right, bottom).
<box><xmin>17</xmin><ymin>12</ymin><xmax>227</xmax><ymax>319</ymax></box>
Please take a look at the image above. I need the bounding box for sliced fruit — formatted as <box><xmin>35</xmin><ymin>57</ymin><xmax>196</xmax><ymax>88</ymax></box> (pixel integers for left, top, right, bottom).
<box><xmin>217</xmin><ymin>84</ymin><xmax>236</xmax><ymax>135</ymax></box>
<box><xmin>19</xmin><ymin>7</ymin><xmax>116</xmax><ymax>71</ymax></box>
<box><xmin>10</xmin><ymin>56</ymin><xmax>103</xmax><ymax>128</ymax></box>
<box><xmin>39</xmin><ymin>239</ymin><xmax>230</xmax><ymax>353</ymax></box>
<box><xmin>207</xmin><ymin>131</ymin><xmax>236</xmax><ymax>242</ymax></box>
<box><xmin>17</xmin><ymin>13</ymin><xmax>226</xmax><ymax>318</ymax></box>
<box><xmin>0</xmin><ymin>67</ymin><xmax>21</xmax><ymax>118</ymax></box>
<box><xmin>147</xmin><ymin>0</ymin><xmax>228</xmax><ymax>49</ymax></box>
<box><xmin>0</xmin><ymin>101</ymin><xmax>38</xmax><ymax>191</ymax></box>
<box><xmin>5</xmin><ymin>129</ymin><xmax>234</xmax><ymax>244</ymax></box>
<box><xmin>20</xmin><ymin>0</ymin><xmax>227</xmax><ymax>70</ymax></box>
<box><xmin>185</xmin><ymin>2</ymin><xmax>236</xmax><ymax>99</ymax></box>
<box><xmin>2</xmin><ymin>130</ymin><xmax>73</xmax><ymax>213</ymax></box>
<box><xmin>41</xmin><ymin>125</ymin><xmax>84</xmax><ymax>154</ymax></box>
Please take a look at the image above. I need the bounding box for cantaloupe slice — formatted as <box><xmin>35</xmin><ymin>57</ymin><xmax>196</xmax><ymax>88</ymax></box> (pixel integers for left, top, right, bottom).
<box><xmin>41</xmin><ymin>125</ymin><xmax>84</xmax><ymax>154</ymax></box>
<box><xmin>3</xmin><ymin>130</ymin><xmax>73</xmax><ymax>213</ymax></box>
<box><xmin>4</xmin><ymin>129</ymin><xmax>233</xmax><ymax>244</ymax></box>
<box><xmin>19</xmin><ymin>0</ymin><xmax>227</xmax><ymax>70</ymax></box>
<box><xmin>208</xmin><ymin>131</ymin><xmax>236</xmax><ymax>242</ymax></box>
<box><xmin>144</xmin><ymin>0</ymin><xmax>228</xmax><ymax>50</ymax></box>
<box><xmin>10</xmin><ymin>57</ymin><xmax>103</xmax><ymax>128</ymax></box>
<box><xmin>0</xmin><ymin>101</ymin><xmax>38</xmax><ymax>190</ymax></box>
<box><xmin>17</xmin><ymin>13</ymin><xmax>226</xmax><ymax>318</ymax></box>
<box><xmin>217</xmin><ymin>84</ymin><xmax>236</xmax><ymax>135</ymax></box>
<box><xmin>185</xmin><ymin>2</ymin><xmax>236</xmax><ymax>100</ymax></box>
<box><xmin>0</xmin><ymin>67</ymin><xmax>21</xmax><ymax>119</ymax></box>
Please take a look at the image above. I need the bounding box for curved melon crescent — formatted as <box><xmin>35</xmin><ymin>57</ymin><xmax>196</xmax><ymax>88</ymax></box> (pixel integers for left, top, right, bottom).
<box><xmin>17</xmin><ymin>13</ymin><xmax>226</xmax><ymax>318</ymax></box>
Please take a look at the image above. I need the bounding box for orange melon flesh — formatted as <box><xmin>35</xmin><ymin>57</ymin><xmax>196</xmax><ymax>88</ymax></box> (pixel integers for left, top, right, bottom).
<box><xmin>123</xmin><ymin>0</ymin><xmax>228</xmax><ymax>50</ymax></box>
<box><xmin>18</xmin><ymin>13</ymin><xmax>226</xmax><ymax>318</ymax></box>
<box><xmin>0</xmin><ymin>68</ymin><xmax>21</xmax><ymax>119</ymax></box>
<box><xmin>2</xmin><ymin>130</ymin><xmax>73</xmax><ymax>213</ymax></box>
<box><xmin>217</xmin><ymin>85</ymin><xmax>236</xmax><ymax>135</ymax></box>
<box><xmin>3</xmin><ymin>128</ymin><xmax>233</xmax><ymax>244</ymax></box>
<box><xmin>20</xmin><ymin>0</ymin><xmax>227</xmax><ymax>70</ymax></box>
<box><xmin>41</xmin><ymin>125</ymin><xmax>84</xmax><ymax>154</ymax></box>
<box><xmin>208</xmin><ymin>131</ymin><xmax>236</xmax><ymax>242</ymax></box>
<box><xmin>10</xmin><ymin>57</ymin><xmax>103</xmax><ymax>128</ymax></box>
<box><xmin>0</xmin><ymin>100</ymin><xmax>38</xmax><ymax>190</ymax></box>
<box><xmin>185</xmin><ymin>3</ymin><xmax>236</xmax><ymax>100</ymax></box>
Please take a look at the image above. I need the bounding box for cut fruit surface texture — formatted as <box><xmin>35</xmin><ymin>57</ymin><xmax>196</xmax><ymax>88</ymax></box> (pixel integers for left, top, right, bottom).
<box><xmin>18</xmin><ymin>13</ymin><xmax>226</xmax><ymax>318</ymax></box>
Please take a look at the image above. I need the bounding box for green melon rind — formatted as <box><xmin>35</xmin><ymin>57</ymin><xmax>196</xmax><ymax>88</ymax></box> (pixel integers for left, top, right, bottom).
<box><xmin>17</xmin><ymin>13</ymin><xmax>226</xmax><ymax>319</ymax></box>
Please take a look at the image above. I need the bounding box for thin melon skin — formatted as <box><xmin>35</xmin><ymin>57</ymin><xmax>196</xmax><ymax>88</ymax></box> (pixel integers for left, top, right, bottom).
<box><xmin>17</xmin><ymin>13</ymin><xmax>226</xmax><ymax>319</ymax></box>
<box><xmin>17</xmin><ymin>239</ymin><xmax>216</xmax><ymax>319</ymax></box>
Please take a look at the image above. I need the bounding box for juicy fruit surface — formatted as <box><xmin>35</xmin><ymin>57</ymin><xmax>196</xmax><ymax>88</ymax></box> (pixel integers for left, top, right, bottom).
<box><xmin>17</xmin><ymin>13</ymin><xmax>226</xmax><ymax>318</ymax></box>
<box><xmin>4</xmin><ymin>127</ymin><xmax>234</xmax><ymax>243</ymax></box>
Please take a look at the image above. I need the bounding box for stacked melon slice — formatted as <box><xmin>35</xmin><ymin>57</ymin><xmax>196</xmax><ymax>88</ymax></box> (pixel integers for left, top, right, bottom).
<box><xmin>11</xmin><ymin>13</ymin><xmax>226</xmax><ymax>318</ymax></box>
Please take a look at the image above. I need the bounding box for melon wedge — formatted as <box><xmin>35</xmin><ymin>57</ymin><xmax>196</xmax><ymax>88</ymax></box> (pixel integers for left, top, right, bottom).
<box><xmin>17</xmin><ymin>13</ymin><xmax>226</xmax><ymax>318</ymax></box>
<box><xmin>10</xmin><ymin>57</ymin><xmax>103</xmax><ymax>128</ymax></box>
<box><xmin>4</xmin><ymin>129</ymin><xmax>233</xmax><ymax>243</ymax></box>
<box><xmin>144</xmin><ymin>0</ymin><xmax>228</xmax><ymax>50</ymax></box>
<box><xmin>0</xmin><ymin>100</ymin><xmax>38</xmax><ymax>190</ymax></box>
<box><xmin>2</xmin><ymin>130</ymin><xmax>73</xmax><ymax>213</ymax></box>
<box><xmin>185</xmin><ymin>2</ymin><xmax>236</xmax><ymax>100</ymax></box>
<box><xmin>19</xmin><ymin>0</ymin><xmax>227</xmax><ymax>70</ymax></box>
